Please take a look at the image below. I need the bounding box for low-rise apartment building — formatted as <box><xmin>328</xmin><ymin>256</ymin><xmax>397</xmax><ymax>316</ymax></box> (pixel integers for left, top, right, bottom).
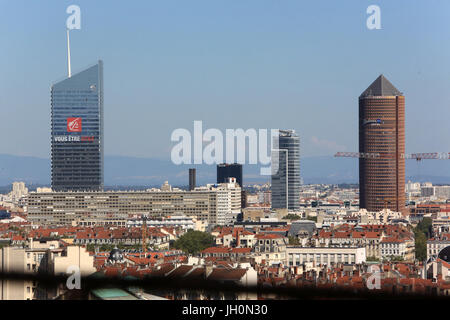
<box><xmin>380</xmin><ymin>237</ymin><xmax>415</xmax><ymax>262</ymax></box>
<box><xmin>27</xmin><ymin>181</ymin><xmax>241</xmax><ymax>226</ymax></box>
<box><xmin>0</xmin><ymin>241</ymin><xmax>95</xmax><ymax>300</ymax></box>
<box><xmin>253</xmin><ymin>234</ymin><xmax>287</xmax><ymax>266</ymax></box>
<box><xmin>286</xmin><ymin>246</ymin><xmax>366</xmax><ymax>266</ymax></box>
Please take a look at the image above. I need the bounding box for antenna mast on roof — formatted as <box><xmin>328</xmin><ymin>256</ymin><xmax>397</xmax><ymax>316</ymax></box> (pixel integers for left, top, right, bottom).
<box><xmin>66</xmin><ymin>29</ymin><xmax>72</xmax><ymax>78</ymax></box>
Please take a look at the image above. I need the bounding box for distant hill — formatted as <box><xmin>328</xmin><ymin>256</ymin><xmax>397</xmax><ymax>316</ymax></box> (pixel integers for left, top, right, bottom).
<box><xmin>0</xmin><ymin>154</ymin><xmax>51</xmax><ymax>185</ymax></box>
<box><xmin>0</xmin><ymin>153</ymin><xmax>449</xmax><ymax>187</ymax></box>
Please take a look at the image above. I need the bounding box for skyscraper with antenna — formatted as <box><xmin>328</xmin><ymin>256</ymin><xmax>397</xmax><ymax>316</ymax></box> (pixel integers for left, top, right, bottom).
<box><xmin>50</xmin><ymin>29</ymin><xmax>104</xmax><ymax>191</ymax></box>
<box><xmin>67</xmin><ymin>29</ymin><xmax>72</xmax><ymax>78</ymax></box>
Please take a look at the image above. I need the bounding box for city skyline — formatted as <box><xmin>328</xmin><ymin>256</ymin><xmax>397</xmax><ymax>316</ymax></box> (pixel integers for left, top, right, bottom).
<box><xmin>1</xmin><ymin>1</ymin><xmax>450</xmax><ymax>162</ymax></box>
<box><xmin>3</xmin><ymin>0</ymin><xmax>450</xmax><ymax>304</ymax></box>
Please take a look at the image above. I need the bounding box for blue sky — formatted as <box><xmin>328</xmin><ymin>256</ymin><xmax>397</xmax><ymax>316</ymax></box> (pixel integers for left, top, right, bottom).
<box><xmin>1</xmin><ymin>0</ymin><xmax>450</xmax><ymax>161</ymax></box>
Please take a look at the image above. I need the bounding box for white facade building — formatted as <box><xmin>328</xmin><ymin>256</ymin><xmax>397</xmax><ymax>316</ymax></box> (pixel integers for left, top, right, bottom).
<box><xmin>27</xmin><ymin>181</ymin><xmax>241</xmax><ymax>226</ymax></box>
<box><xmin>196</xmin><ymin>178</ymin><xmax>241</xmax><ymax>225</ymax></box>
<box><xmin>286</xmin><ymin>246</ymin><xmax>366</xmax><ymax>266</ymax></box>
<box><xmin>10</xmin><ymin>182</ymin><xmax>28</xmax><ymax>200</ymax></box>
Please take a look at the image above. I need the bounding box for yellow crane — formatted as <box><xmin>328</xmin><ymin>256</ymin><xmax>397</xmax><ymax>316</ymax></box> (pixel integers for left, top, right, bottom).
<box><xmin>142</xmin><ymin>214</ymin><xmax>148</xmax><ymax>258</ymax></box>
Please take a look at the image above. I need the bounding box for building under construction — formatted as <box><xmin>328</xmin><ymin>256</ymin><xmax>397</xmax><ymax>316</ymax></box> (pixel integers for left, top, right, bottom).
<box><xmin>359</xmin><ymin>75</ymin><xmax>406</xmax><ymax>214</ymax></box>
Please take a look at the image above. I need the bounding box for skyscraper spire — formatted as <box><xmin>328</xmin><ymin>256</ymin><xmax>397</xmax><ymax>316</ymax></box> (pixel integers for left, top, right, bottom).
<box><xmin>359</xmin><ymin>74</ymin><xmax>402</xmax><ymax>98</ymax></box>
<box><xmin>67</xmin><ymin>29</ymin><xmax>72</xmax><ymax>78</ymax></box>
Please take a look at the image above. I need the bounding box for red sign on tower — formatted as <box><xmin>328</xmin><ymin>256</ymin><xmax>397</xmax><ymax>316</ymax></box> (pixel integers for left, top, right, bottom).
<box><xmin>67</xmin><ymin>117</ymin><xmax>82</xmax><ymax>132</ymax></box>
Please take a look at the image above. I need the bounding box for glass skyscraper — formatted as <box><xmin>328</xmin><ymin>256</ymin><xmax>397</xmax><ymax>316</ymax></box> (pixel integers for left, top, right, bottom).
<box><xmin>271</xmin><ymin>130</ymin><xmax>300</xmax><ymax>210</ymax></box>
<box><xmin>51</xmin><ymin>61</ymin><xmax>104</xmax><ymax>191</ymax></box>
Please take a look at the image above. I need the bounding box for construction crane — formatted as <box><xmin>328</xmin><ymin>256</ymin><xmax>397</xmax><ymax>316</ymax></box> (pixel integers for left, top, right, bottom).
<box><xmin>334</xmin><ymin>152</ymin><xmax>450</xmax><ymax>161</ymax></box>
<box><xmin>335</xmin><ymin>151</ymin><xmax>448</xmax><ymax>211</ymax></box>
<box><xmin>142</xmin><ymin>214</ymin><xmax>148</xmax><ymax>258</ymax></box>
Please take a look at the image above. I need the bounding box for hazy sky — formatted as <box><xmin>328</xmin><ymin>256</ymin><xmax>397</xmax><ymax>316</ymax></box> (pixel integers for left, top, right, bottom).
<box><xmin>1</xmin><ymin>0</ymin><xmax>449</xmax><ymax>161</ymax></box>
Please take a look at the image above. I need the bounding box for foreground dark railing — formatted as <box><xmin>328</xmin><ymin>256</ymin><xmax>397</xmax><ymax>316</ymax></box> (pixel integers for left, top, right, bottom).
<box><xmin>0</xmin><ymin>271</ymin><xmax>447</xmax><ymax>300</ymax></box>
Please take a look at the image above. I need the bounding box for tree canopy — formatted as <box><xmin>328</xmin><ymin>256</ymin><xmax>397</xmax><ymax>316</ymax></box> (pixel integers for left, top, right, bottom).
<box><xmin>282</xmin><ymin>214</ymin><xmax>302</xmax><ymax>220</ymax></box>
<box><xmin>414</xmin><ymin>217</ymin><xmax>432</xmax><ymax>261</ymax></box>
<box><xmin>172</xmin><ymin>230</ymin><xmax>215</xmax><ymax>254</ymax></box>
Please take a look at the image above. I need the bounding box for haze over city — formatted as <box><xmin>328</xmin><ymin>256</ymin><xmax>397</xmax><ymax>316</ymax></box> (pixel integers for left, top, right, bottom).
<box><xmin>1</xmin><ymin>1</ymin><xmax>450</xmax><ymax>161</ymax></box>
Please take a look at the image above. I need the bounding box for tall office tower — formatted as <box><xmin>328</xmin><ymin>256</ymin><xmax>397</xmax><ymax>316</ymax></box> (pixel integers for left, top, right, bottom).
<box><xmin>359</xmin><ymin>74</ymin><xmax>406</xmax><ymax>214</ymax></box>
<box><xmin>189</xmin><ymin>168</ymin><xmax>196</xmax><ymax>191</ymax></box>
<box><xmin>217</xmin><ymin>163</ymin><xmax>243</xmax><ymax>187</ymax></box>
<box><xmin>271</xmin><ymin>130</ymin><xmax>301</xmax><ymax>210</ymax></box>
<box><xmin>51</xmin><ymin>61</ymin><xmax>104</xmax><ymax>191</ymax></box>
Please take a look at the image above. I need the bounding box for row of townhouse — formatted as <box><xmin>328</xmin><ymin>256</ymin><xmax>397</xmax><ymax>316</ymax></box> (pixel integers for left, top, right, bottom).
<box><xmin>200</xmin><ymin>247</ymin><xmax>253</xmax><ymax>260</ymax></box>
<box><xmin>213</xmin><ymin>227</ymin><xmax>256</xmax><ymax>247</ymax></box>
<box><xmin>380</xmin><ymin>237</ymin><xmax>415</xmax><ymax>261</ymax></box>
<box><xmin>310</xmin><ymin>224</ymin><xmax>415</xmax><ymax>261</ymax></box>
<box><xmin>73</xmin><ymin>227</ymin><xmax>171</xmax><ymax>248</ymax></box>
<box><xmin>211</xmin><ymin>227</ymin><xmax>289</xmax><ymax>265</ymax></box>
<box><xmin>312</xmin><ymin>230</ymin><xmax>382</xmax><ymax>258</ymax></box>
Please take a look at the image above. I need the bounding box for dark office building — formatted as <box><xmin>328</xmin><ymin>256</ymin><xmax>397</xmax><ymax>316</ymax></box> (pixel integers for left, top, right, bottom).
<box><xmin>189</xmin><ymin>168</ymin><xmax>196</xmax><ymax>191</ymax></box>
<box><xmin>51</xmin><ymin>61</ymin><xmax>104</xmax><ymax>191</ymax></box>
<box><xmin>359</xmin><ymin>74</ymin><xmax>406</xmax><ymax>214</ymax></box>
<box><xmin>217</xmin><ymin>163</ymin><xmax>246</xmax><ymax>208</ymax></box>
<box><xmin>217</xmin><ymin>163</ymin><xmax>243</xmax><ymax>187</ymax></box>
<box><xmin>271</xmin><ymin>130</ymin><xmax>301</xmax><ymax>210</ymax></box>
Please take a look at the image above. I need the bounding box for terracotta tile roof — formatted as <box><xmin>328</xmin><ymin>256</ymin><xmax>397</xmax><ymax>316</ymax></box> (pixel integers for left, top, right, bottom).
<box><xmin>125</xmin><ymin>256</ymin><xmax>153</xmax><ymax>265</ymax></box>
<box><xmin>167</xmin><ymin>265</ymin><xmax>193</xmax><ymax>278</ymax></box>
<box><xmin>255</xmin><ymin>234</ymin><xmax>284</xmax><ymax>240</ymax></box>
<box><xmin>149</xmin><ymin>264</ymin><xmax>176</xmax><ymax>277</ymax></box>
<box><xmin>202</xmin><ymin>247</ymin><xmax>230</xmax><ymax>254</ymax></box>
<box><xmin>208</xmin><ymin>268</ymin><xmax>246</xmax><ymax>281</ymax></box>
<box><xmin>230</xmin><ymin>247</ymin><xmax>252</xmax><ymax>254</ymax></box>
<box><xmin>184</xmin><ymin>267</ymin><xmax>205</xmax><ymax>280</ymax></box>
<box><xmin>381</xmin><ymin>236</ymin><xmax>411</xmax><ymax>243</ymax></box>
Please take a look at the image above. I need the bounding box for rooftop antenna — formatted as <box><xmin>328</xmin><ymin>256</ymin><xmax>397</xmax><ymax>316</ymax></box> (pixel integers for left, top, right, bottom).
<box><xmin>66</xmin><ymin>28</ymin><xmax>72</xmax><ymax>78</ymax></box>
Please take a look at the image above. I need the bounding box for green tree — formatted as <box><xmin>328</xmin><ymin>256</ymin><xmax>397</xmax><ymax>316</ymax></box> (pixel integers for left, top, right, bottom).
<box><xmin>172</xmin><ymin>230</ymin><xmax>215</xmax><ymax>254</ymax></box>
<box><xmin>416</xmin><ymin>217</ymin><xmax>432</xmax><ymax>238</ymax></box>
<box><xmin>414</xmin><ymin>230</ymin><xmax>427</xmax><ymax>261</ymax></box>
<box><xmin>282</xmin><ymin>214</ymin><xmax>302</xmax><ymax>220</ymax></box>
<box><xmin>413</xmin><ymin>217</ymin><xmax>432</xmax><ymax>261</ymax></box>
<box><xmin>306</xmin><ymin>216</ymin><xmax>317</xmax><ymax>222</ymax></box>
